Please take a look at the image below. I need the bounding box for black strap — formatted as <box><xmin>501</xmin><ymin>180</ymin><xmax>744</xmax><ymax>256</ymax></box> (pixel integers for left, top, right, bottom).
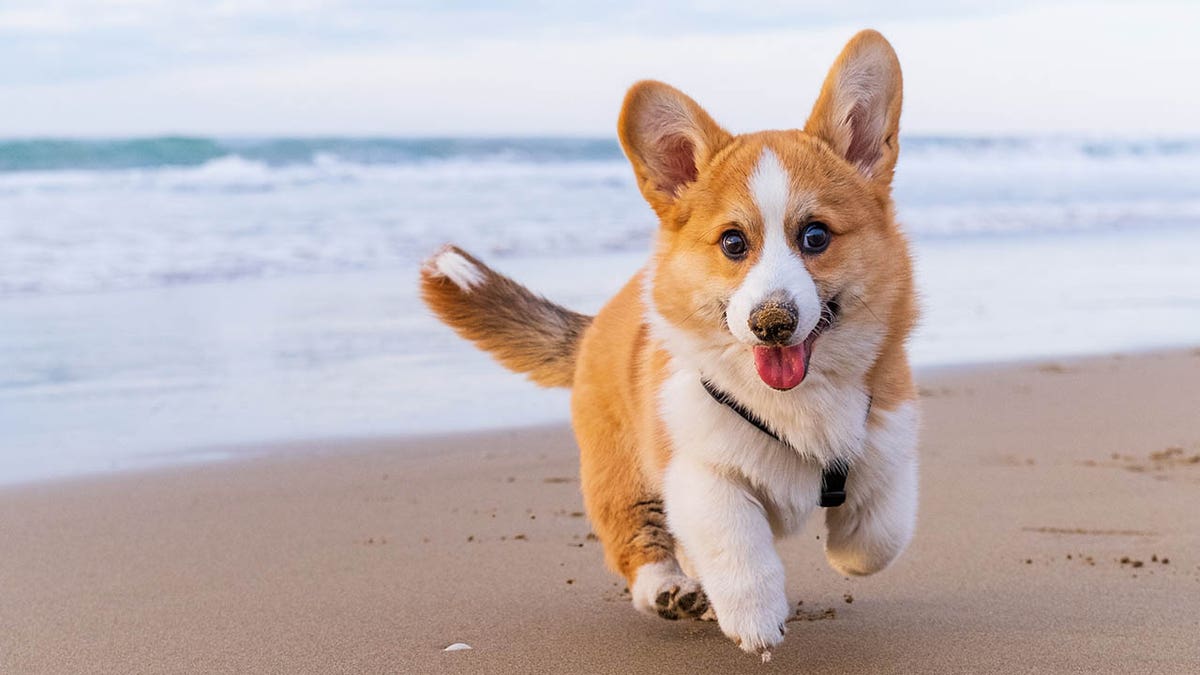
<box><xmin>701</xmin><ymin>379</ymin><xmax>852</xmax><ymax>508</ymax></box>
<box><xmin>818</xmin><ymin>459</ymin><xmax>849</xmax><ymax>508</ymax></box>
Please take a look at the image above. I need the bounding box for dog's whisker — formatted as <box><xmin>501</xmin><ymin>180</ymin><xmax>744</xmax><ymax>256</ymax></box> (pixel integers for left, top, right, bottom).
<box><xmin>848</xmin><ymin>290</ymin><xmax>884</xmax><ymax>327</ymax></box>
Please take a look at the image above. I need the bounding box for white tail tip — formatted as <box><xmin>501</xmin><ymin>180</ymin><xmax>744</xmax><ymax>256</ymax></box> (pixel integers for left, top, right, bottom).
<box><xmin>427</xmin><ymin>248</ymin><xmax>484</xmax><ymax>291</ymax></box>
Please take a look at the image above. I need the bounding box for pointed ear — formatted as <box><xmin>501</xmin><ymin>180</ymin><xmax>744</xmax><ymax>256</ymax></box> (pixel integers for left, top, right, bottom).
<box><xmin>804</xmin><ymin>30</ymin><xmax>903</xmax><ymax>186</ymax></box>
<box><xmin>617</xmin><ymin>80</ymin><xmax>732</xmax><ymax>220</ymax></box>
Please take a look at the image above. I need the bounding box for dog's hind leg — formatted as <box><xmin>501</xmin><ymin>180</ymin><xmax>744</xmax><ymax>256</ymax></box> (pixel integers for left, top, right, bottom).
<box><xmin>575</xmin><ymin>426</ymin><xmax>708</xmax><ymax>621</ymax></box>
<box><xmin>567</xmin><ymin>278</ymin><xmax>708</xmax><ymax>621</ymax></box>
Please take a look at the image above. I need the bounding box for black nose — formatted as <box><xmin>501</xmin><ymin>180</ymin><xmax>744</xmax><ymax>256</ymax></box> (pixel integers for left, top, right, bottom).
<box><xmin>748</xmin><ymin>299</ymin><xmax>798</xmax><ymax>344</ymax></box>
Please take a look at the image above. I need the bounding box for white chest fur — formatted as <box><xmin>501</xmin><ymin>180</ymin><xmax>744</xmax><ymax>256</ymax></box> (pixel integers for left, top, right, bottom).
<box><xmin>657</xmin><ymin>363</ymin><xmax>868</xmax><ymax>535</ymax></box>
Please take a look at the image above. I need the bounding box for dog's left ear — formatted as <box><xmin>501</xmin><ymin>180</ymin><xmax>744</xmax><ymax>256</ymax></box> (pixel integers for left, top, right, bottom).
<box><xmin>805</xmin><ymin>30</ymin><xmax>903</xmax><ymax>188</ymax></box>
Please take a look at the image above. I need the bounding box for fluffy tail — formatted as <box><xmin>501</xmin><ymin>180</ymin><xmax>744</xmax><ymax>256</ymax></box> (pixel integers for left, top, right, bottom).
<box><xmin>419</xmin><ymin>245</ymin><xmax>593</xmax><ymax>388</ymax></box>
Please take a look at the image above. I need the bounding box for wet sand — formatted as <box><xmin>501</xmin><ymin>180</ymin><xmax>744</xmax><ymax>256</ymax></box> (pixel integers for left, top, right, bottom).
<box><xmin>2</xmin><ymin>350</ymin><xmax>1199</xmax><ymax>673</ymax></box>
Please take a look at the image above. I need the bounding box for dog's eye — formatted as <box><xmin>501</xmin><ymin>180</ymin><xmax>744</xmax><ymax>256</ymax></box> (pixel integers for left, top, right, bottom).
<box><xmin>719</xmin><ymin>230</ymin><xmax>748</xmax><ymax>260</ymax></box>
<box><xmin>800</xmin><ymin>222</ymin><xmax>831</xmax><ymax>254</ymax></box>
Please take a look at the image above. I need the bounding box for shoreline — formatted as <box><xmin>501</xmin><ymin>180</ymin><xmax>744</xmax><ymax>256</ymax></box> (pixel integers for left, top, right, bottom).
<box><xmin>2</xmin><ymin>349</ymin><xmax>1200</xmax><ymax>673</ymax></box>
<box><xmin>3</xmin><ymin>346</ymin><xmax>1199</xmax><ymax>492</ymax></box>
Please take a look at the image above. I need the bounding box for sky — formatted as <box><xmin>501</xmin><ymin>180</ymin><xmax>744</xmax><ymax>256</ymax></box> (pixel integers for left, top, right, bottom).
<box><xmin>2</xmin><ymin>0</ymin><xmax>1198</xmax><ymax>137</ymax></box>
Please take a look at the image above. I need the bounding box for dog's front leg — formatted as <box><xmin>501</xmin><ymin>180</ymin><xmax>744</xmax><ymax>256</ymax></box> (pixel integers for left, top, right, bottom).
<box><xmin>663</xmin><ymin>457</ymin><xmax>789</xmax><ymax>656</ymax></box>
<box><xmin>824</xmin><ymin>402</ymin><xmax>919</xmax><ymax>576</ymax></box>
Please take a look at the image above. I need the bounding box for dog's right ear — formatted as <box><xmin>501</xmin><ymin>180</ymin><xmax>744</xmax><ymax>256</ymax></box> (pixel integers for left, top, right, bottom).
<box><xmin>618</xmin><ymin>81</ymin><xmax>732</xmax><ymax>221</ymax></box>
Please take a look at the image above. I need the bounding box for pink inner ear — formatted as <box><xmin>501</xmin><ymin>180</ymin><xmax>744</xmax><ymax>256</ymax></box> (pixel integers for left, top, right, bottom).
<box><xmin>843</xmin><ymin>101</ymin><xmax>883</xmax><ymax>176</ymax></box>
<box><xmin>651</xmin><ymin>133</ymin><xmax>698</xmax><ymax>195</ymax></box>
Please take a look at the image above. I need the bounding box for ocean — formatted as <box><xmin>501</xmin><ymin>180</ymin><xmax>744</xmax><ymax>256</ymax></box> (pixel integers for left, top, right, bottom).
<box><xmin>2</xmin><ymin>136</ymin><xmax>1199</xmax><ymax>484</ymax></box>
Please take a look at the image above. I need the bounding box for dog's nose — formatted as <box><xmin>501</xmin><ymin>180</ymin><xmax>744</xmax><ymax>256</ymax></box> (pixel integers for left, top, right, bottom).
<box><xmin>748</xmin><ymin>298</ymin><xmax>798</xmax><ymax>344</ymax></box>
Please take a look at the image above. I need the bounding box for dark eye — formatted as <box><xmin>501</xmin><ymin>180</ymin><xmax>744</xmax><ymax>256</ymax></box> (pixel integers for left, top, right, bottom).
<box><xmin>800</xmin><ymin>222</ymin><xmax>830</xmax><ymax>254</ymax></box>
<box><xmin>719</xmin><ymin>229</ymin><xmax>748</xmax><ymax>259</ymax></box>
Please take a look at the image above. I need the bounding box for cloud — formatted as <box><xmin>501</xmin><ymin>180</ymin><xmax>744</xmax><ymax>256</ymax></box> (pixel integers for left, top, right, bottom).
<box><xmin>1</xmin><ymin>1</ymin><xmax>1197</xmax><ymax>135</ymax></box>
<box><xmin>0</xmin><ymin>0</ymin><xmax>1040</xmax><ymax>84</ymax></box>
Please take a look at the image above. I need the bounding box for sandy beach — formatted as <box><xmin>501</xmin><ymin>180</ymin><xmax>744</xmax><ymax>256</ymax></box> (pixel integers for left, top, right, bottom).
<box><xmin>2</xmin><ymin>349</ymin><xmax>1198</xmax><ymax>673</ymax></box>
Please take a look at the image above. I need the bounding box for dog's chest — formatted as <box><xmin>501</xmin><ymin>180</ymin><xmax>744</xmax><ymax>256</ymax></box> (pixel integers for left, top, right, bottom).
<box><xmin>658</xmin><ymin>367</ymin><xmax>869</xmax><ymax>525</ymax></box>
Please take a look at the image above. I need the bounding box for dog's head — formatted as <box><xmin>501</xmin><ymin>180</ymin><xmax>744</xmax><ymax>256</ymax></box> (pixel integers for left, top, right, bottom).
<box><xmin>623</xmin><ymin>30</ymin><xmax>916</xmax><ymax>390</ymax></box>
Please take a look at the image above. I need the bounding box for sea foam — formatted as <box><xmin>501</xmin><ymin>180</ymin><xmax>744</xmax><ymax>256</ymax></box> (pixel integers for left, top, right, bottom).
<box><xmin>2</xmin><ymin>135</ymin><xmax>1199</xmax><ymax>297</ymax></box>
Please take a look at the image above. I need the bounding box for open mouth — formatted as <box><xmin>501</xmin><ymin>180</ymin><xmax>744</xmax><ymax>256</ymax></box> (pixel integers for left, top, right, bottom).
<box><xmin>752</xmin><ymin>298</ymin><xmax>840</xmax><ymax>391</ymax></box>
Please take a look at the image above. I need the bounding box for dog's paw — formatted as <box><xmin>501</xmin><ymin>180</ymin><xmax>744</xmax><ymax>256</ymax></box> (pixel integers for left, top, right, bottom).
<box><xmin>653</xmin><ymin>577</ymin><xmax>709</xmax><ymax>620</ymax></box>
<box><xmin>631</xmin><ymin>561</ymin><xmax>709</xmax><ymax>620</ymax></box>
<box><xmin>716</xmin><ymin>593</ymin><xmax>789</xmax><ymax>656</ymax></box>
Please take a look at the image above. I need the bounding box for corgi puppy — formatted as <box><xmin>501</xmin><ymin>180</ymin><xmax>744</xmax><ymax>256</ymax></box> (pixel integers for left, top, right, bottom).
<box><xmin>420</xmin><ymin>30</ymin><xmax>918</xmax><ymax>659</ymax></box>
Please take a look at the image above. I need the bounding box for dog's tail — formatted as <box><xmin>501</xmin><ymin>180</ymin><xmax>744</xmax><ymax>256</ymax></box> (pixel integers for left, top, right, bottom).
<box><xmin>419</xmin><ymin>245</ymin><xmax>593</xmax><ymax>388</ymax></box>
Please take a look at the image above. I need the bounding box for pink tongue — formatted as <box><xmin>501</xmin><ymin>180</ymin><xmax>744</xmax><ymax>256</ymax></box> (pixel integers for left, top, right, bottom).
<box><xmin>753</xmin><ymin>343</ymin><xmax>808</xmax><ymax>390</ymax></box>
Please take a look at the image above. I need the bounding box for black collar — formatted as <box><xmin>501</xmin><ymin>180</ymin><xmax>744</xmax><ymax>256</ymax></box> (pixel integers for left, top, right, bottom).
<box><xmin>701</xmin><ymin>379</ymin><xmax>851</xmax><ymax>508</ymax></box>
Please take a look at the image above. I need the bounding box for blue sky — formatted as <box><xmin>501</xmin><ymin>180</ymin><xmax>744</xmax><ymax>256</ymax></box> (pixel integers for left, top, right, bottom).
<box><xmin>2</xmin><ymin>1</ymin><xmax>1198</xmax><ymax>136</ymax></box>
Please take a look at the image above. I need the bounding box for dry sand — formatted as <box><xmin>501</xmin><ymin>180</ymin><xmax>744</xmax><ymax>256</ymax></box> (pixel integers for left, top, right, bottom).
<box><xmin>2</xmin><ymin>350</ymin><xmax>1199</xmax><ymax>673</ymax></box>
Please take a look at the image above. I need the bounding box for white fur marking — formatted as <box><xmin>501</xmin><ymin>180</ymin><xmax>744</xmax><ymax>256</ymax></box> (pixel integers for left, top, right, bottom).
<box><xmin>725</xmin><ymin>150</ymin><xmax>822</xmax><ymax>346</ymax></box>
<box><xmin>749</xmin><ymin>148</ymin><xmax>790</xmax><ymax>230</ymax></box>
<box><xmin>432</xmin><ymin>250</ymin><xmax>484</xmax><ymax>291</ymax></box>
